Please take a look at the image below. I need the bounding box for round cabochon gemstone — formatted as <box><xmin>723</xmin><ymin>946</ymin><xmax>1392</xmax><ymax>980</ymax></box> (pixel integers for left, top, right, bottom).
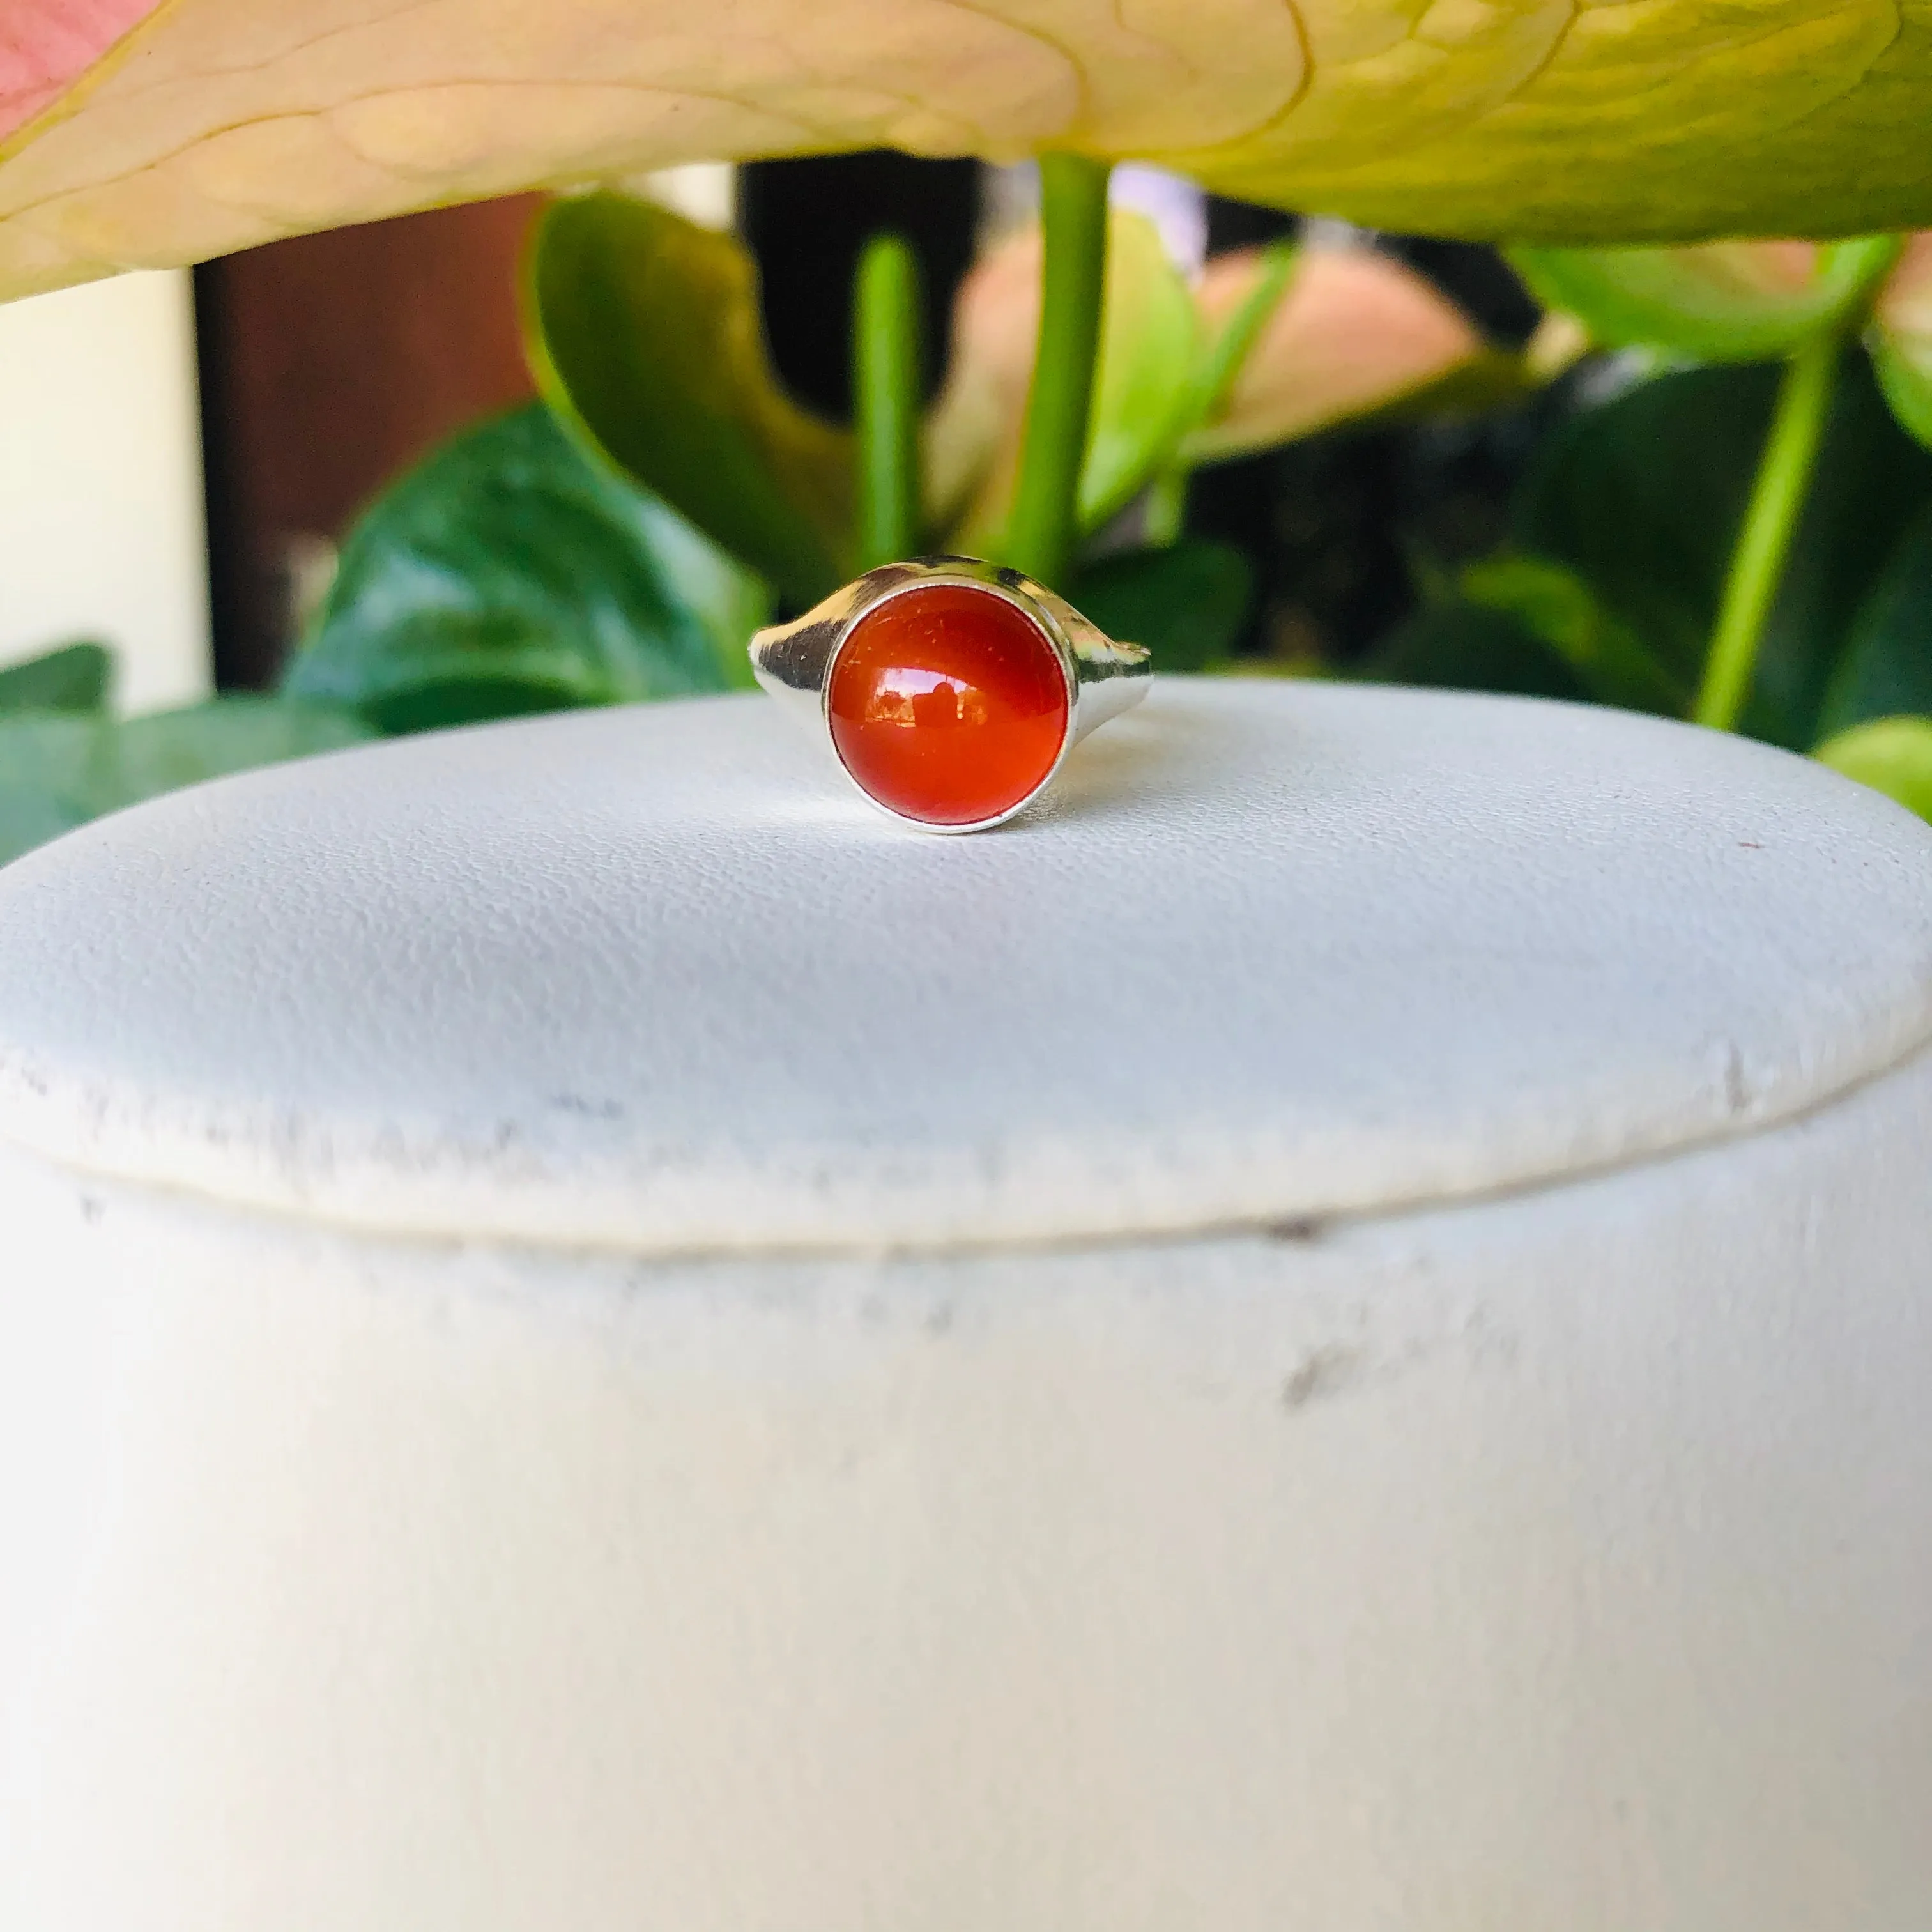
<box><xmin>826</xmin><ymin>583</ymin><xmax>1071</xmax><ymax>826</ymax></box>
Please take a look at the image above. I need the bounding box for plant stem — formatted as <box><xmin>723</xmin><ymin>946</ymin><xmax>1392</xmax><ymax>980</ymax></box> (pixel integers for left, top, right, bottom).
<box><xmin>1184</xmin><ymin>239</ymin><xmax>1298</xmax><ymax>438</ymax></box>
<box><xmin>1004</xmin><ymin>153</ymin><xmax>1112</xmax><ymax>588</ymax></box>
<box><xmin>1135</xmin><ymin>240</ymin><xmax>1298</xmax><ymax>553</ymax></box>
<box><xmin>1141</xmin><ymin>470</ymin><xmax>1188</xmax><ymax>547</ymax></box>
<box><xmin>853</xmin><ymin>232</ymin><xmax>923</xmax><ymax>569</ymax></box>
<box><xmin>1694</xmin><ymin>331</ymin><xmax>1841</xmax><ymax>731</ymax></box>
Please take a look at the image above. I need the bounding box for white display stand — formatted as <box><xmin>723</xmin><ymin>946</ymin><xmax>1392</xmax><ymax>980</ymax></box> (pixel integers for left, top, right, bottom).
<box><xmin>1</xmin><ymin>679</ymin><xmax>1928</xmax><ymax>1929</ymax></box>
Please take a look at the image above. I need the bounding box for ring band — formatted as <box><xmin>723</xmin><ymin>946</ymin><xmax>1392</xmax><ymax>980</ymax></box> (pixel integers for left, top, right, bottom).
<box><xmin>748</xmin><ymin>556</ymin><xmax>1153</xmax><ymax>832</ymax></box>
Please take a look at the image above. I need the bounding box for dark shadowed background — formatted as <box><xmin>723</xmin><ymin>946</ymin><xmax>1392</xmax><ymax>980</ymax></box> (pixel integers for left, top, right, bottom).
<box><xmin>194</xmin><ymin>155</ymin><xmax>1547</xmax><ymax>690</ymax></box>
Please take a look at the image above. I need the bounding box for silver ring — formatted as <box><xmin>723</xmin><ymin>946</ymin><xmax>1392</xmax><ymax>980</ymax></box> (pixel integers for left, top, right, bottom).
<box><xmin>748</xmin><ymin>556</ymin><xmax>1153</xmax><ymax>832</ymax></box>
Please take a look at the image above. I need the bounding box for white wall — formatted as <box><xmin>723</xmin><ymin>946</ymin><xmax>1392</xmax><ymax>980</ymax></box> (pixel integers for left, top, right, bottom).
<box><xmin>632</xmin><ymin>162</ymin><xmax>736</xmax><ymax>232</ymax></box>
<box><xmin>0</xmin><ymin>271</ymin><xmax>211</xmax><ymax>713</ymax></box>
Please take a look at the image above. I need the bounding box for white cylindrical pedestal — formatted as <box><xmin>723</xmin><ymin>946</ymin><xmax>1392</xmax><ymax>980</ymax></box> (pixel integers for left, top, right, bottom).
<box><xmin>1</xmin><ymin>681</ymin><xmax>1928</xmax><ymax>1930</ymax></box>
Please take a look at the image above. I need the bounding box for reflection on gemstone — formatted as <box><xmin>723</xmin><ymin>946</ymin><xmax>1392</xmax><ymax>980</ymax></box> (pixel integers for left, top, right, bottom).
<box><xmin>861</xmin><ymin>668</ymin><xmax>989</xmax><ymax>731</ymax></box>
<box><xmin>828</xmin><ymin>583</ymin><xmax>1070</xmax><ymax>825</ymax></box>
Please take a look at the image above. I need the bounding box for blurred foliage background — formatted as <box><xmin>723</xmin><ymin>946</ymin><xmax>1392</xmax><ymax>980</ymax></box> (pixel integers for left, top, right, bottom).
<box><xmin>7</xmin><ymin>153</ymin><xmax>1932</xmax><ymax>861</ymax></box>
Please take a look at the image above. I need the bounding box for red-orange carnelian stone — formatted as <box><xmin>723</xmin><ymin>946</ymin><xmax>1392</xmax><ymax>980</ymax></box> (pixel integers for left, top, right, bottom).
<box><xmin>827</xmin><ymin>584</ymin><xmax>1070</xmax><ymax>825</ymax></box>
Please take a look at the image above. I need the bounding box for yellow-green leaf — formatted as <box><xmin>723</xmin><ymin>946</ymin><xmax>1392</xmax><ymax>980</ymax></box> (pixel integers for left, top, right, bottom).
<box><xmin>10</xmin><ymin>0</ymin><xmax>1932</xmax><ymax>302</ymax></box>
<box><xmin>1814</xmin><ymin>715</ymin><xmax>1932</xmax><ymax>820</ymax></box>
<box><xmin>1077</xmin><ymin>213</ymin><xmax>1200</xmax><ymax>532</ymax></box>
<box><xmin>1510</xmin><ymin>236</ymin><xmax>1903</xmax><ymax>363</ymax></box>
<box><xmin>1871</xmin><ymin>234</ymin><xmax>1932</xmax><ymax>448</ymax></box>
<box><xmin>527</xmin><ymin>192</ymin><xmax>853</xmax><ymax>608</ymax></box>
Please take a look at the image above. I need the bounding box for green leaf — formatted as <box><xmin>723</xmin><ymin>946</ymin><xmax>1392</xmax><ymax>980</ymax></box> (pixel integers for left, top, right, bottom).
<box><xmin>285</xmin><ymin>404</ymin><xmax>768</xmax><ymax>735</ymax></box>
<box><xmin>106</xmin><ymin>701</ymin><xmax>372</xmax><ymax>799</ymax></box>
<box><xmin>0</xmin><ymin>699</ymin><xmax>372</xmax><ymax>868</ymax></box>
<box><xmin>1358</xmin><ymin>600</ymin><xmax>1588</xmax><ymax>704</ymax></box>
<box><xmin>1813</xmin><ymin>716</ymin><xmax>1932</xmax><ymax>821</ymax></box>
<box><xmin>1508</xmin><ymin>236</ymin><xmax>1903</xmax><ymax>364</ymax></box>
<box><xmin>1514</xmin><ymin>356</ymin><xmax>1932</xmax><ymax>749</ymax></box>
<box><xmin>1457</xmin><ymin>553</ymin><xmax>1687</xmax><ymax>715</ymax></box>
<box><xmin>527</xmin><ymin>191</ymin><xmax>854</xmax><ymax>607</ymax></box>
<box><xmin>0</xmin><ymin>641</ymin><xmax>112</xmax><ymax>714</ymax></box>
<box><xmin>1069</xmin><ymin>539</ymin><xmax>1254</xmax><ymax>672</ymax></box>
<box><xmin>1814</xmin><ymin>502</ymin><xmax>1932</xmax><ymax>737</ymax></box>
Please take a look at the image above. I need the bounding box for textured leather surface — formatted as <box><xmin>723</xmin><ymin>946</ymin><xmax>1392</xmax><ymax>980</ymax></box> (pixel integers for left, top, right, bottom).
<box><xmin>0</xmin><ymin>678</ymin><xmax>1928</xmax><ymax>1252</ymax></box>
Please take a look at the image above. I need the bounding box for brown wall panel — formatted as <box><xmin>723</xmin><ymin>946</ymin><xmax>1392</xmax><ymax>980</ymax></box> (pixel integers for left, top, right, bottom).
<box><xmin>197</xmin><ymin>196</ymin><xmax>539</xmax><ymax>687</ymax></box>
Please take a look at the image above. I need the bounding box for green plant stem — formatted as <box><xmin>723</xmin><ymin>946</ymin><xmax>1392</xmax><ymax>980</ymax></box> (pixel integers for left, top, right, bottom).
<box><xmin>1141</xmin><ymin>470</ymin><xmax>1188</xmax><ymax>546</ymax></box>
<box><xmin>1004</xmin><ymin>153</ymin><xmax>1112</xmax><ymax>588</ymax></box>
<box><xmin>1694</xmin><ymin>330</ymin><xmax>1841</xmax><ymax>731</ymax></box>
<box><xmin>1137</xmin><ymin>240</ymin><xmax>1298</xmax><ymax>552</ymax></box>
<box><xmin>852</xmin><ymin>233</ymin><xmax>923</xmax><ymax>569</ymax></box>
<box><xmin>1186</xmin><ymin>239</ymin><xmax>1298</xmax><ymax>436</ymax></box>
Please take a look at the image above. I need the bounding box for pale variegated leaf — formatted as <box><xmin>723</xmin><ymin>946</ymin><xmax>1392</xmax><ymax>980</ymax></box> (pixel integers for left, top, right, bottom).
<box><xmin>1183</xmin><ymin>245</ymin><xmax>1498</xmax><ymax>464</ymax></box>
<box><xmin>7</xmin><ymin>0</ymin><xmax>1932</xmax><ymax>301</ymax></box>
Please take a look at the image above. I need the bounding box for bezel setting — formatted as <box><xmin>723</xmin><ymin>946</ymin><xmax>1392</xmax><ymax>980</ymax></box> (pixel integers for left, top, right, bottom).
<box><xmin>749</xmin><ymin>556</ymin><xmax>1153</xmax><ymax>833</ymax></box>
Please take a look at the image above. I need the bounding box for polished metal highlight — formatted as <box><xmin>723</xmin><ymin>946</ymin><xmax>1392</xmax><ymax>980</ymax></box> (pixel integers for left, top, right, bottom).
<box><xmin>748</xmin><ymin>555</ymin><xmax>1153</xmax><ymax>832</ymax></box>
